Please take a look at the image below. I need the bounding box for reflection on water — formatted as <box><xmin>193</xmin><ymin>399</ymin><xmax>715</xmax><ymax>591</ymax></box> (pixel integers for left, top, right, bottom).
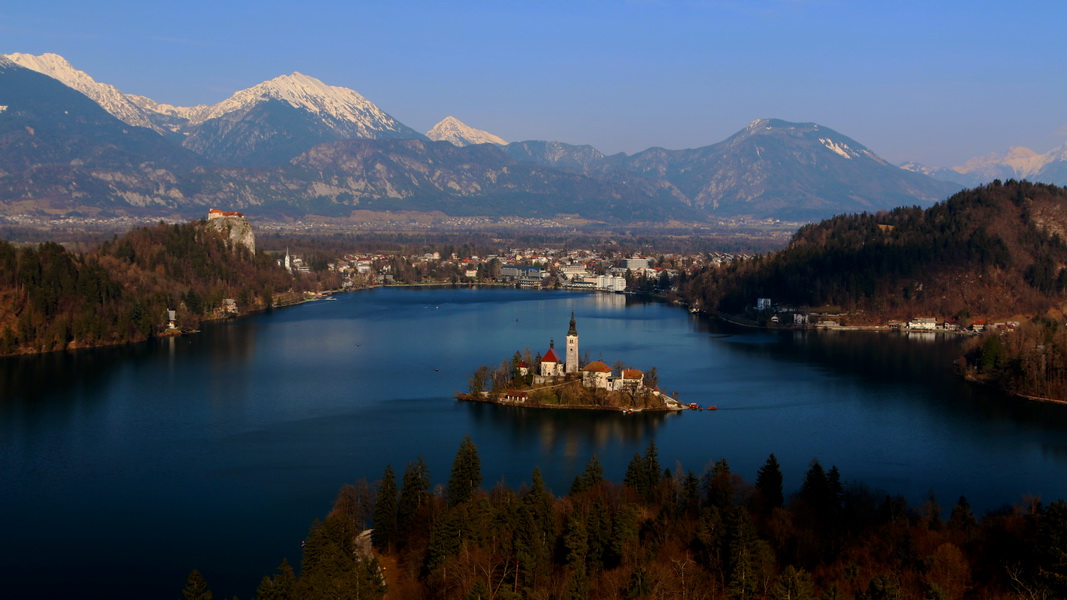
<box><xmin>3</xmin><ymin>286</ymin><xmax>1067</xmax><ymax>600</ymax></box>
<box><xmin>466</xmin><ymin>402</ymin><xmax>678</xmax><ymax>455</ymax></box>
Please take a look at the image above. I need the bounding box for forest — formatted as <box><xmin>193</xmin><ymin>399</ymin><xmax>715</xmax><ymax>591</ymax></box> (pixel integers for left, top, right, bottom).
<box><xmin>962</xmin><ymin>316</ymin><xmax>1067</xmax><ymax>401</ymax></box>
<box><xmin>679</xmin><ymin>181</ymin><xmax>1067</xmax><ymax>322</ymax></box>
<box><xmin>183</xmin><ymin>436</ymin><xmax>1067</xmax><ymax>600</ymax></box>
<box><xmin>0</xmin><ymin>219</ymin><xmax>308</xmax><ymax>355</ymax></box>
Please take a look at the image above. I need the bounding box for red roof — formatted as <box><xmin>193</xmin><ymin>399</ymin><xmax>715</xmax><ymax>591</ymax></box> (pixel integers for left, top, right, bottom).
<box><xmin>542</xmin><ymin>348</ymin><xmax>561</xmax><ymax>363</ymax></box>
<box><xmin>583</xmin><ymin>360</ymin><xmax>611</xmax><ymax>373</ymax></box>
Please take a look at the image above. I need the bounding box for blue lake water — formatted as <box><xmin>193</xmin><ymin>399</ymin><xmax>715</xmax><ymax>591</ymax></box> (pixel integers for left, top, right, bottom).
<box><xmin>2</xmin><ymin>286</ymin><xmax>1066</xmax><ymax>598</ymax></box>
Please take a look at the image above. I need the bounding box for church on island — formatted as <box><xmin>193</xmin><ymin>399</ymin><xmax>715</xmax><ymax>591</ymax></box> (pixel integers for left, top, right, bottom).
<box><xmin>532</xmin><ymin>312</ymin><xmax>647</xmax><ymax>393</ymax></box>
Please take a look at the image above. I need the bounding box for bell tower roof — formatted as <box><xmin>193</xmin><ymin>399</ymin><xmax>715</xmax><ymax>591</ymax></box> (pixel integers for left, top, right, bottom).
<box><xmin>568</xmin><ymin>311</ymin><xmax>577</xmax><ymax>336</ymax></box>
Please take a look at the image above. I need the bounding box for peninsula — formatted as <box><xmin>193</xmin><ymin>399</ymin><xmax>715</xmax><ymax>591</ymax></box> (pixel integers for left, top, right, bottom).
<box><xmin>457</xmin><ymin>313</ymin><xmax>684</xmax><ymax>412</ymax></box>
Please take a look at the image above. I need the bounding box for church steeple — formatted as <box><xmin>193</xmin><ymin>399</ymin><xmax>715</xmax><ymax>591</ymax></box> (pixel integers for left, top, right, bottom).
<box><xmin>565</xmin><ymin>311</ymin><xmax>579</xmax><ymax>374</ymax></box>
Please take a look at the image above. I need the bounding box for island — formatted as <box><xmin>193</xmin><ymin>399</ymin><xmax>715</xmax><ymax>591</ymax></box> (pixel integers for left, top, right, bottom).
<box><xmin>457</xmin><ymin>312</ymin><xmax>685</xmax><ymax>412</ymax></box>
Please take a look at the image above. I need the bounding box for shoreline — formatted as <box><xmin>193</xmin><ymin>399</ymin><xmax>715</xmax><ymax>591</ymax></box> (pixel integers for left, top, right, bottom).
<box><xmin>456</xmin><ymin>392</ymin><xmax>684</xmax><ymax>413</ymax></box>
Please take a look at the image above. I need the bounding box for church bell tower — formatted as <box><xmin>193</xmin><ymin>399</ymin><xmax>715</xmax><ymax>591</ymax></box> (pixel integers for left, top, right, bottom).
<box><xmin>565</xmin><ymin>311</ymin><xmax>579</xmax><ymax>374</ymax></box>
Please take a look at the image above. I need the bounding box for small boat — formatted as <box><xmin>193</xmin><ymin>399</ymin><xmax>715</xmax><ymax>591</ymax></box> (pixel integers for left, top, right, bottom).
<box><xmin>707</xmin><ymin>405</ymin><xmax>718</xmax><ymax>411</ymax></box>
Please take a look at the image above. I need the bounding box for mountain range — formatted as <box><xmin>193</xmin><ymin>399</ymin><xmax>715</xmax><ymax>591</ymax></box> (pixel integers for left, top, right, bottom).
<box><xmin>3</xmin><ymin>52</ymin><xmax>1057</xmax><ymax>224</ymax></box>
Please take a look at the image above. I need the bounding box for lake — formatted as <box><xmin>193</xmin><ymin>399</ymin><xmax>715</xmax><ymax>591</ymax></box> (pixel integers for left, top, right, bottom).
<box><xmin>2</xmin><ymin>286</ymin><xmax>1066</xmax><ymax>599</ymax></box>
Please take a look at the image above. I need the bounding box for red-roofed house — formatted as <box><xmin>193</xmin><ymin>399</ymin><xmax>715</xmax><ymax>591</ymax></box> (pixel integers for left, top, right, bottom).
<box><xmin>582</xmin><ymin>360</ymin><xmax>612</xmax><ymax>389</ymax></box>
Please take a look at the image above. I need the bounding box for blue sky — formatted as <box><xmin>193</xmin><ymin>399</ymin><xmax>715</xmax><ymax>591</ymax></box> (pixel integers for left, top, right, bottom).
<box><xmin>2</xmin><ymin>0</ymin><xmax>1065</xmax><ymax>166</ymax></box>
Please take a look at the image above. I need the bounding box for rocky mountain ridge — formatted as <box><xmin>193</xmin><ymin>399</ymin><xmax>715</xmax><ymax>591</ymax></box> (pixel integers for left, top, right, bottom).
<box><xmin>0</xmin><ymin>52</ymin><xmax>965</xmax><ymax>223</ymax></box>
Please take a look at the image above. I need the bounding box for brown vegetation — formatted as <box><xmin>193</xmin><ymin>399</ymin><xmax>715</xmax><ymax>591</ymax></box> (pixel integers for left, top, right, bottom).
<box><xmin>0</xmin><ymin>219</ymin><xmax>302</xmax><ymax>356</ymax></box>
<box><xmin>249</xmin><ymin>441</ymin><xmax>1067</xmax><ymax>600</ymax></box>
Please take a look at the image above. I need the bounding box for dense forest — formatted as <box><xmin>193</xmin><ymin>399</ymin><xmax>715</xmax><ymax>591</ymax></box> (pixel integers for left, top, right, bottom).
<box><xmin>0</xmin><ymin>219</ymin><xmax>301</xmax><ymax>355</ymax></box>
<box><xmin>680</xmin><ymin>181</ymin><xmax>1067</xmax><ymax>322</ymax></box>
<box><xmin>963</xmin><ymin>316</ymin><xmax>1067</xmax><ymax>401</ymax></box>
<box><xmin>184</xmin><ymin>437</ymin><xmax>1067</xmax><ymax>600</ymax></box>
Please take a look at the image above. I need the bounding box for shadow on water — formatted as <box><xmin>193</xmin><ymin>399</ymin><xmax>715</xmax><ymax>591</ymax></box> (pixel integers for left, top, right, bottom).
<box><xmin>698</xmin><ymin>318</ymin><xmax>1067</xmax><ymax>430</ymax></box>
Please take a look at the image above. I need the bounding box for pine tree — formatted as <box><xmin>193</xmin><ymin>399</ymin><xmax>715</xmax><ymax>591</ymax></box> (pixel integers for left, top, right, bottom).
<box><xmin>254</xmin><ymin>558</ymin><xmax>295</xmax><ymax>600</ymax></box>
<box><xmin>570</xmin><ymin>454</ymin><xmax>604</xmax><ymax>495</ymax></box>
<box><xmin>624</xmin><ymin>452</ymin><xmax>647</xmax><ymax>498</ymax></box>
<box><xmin>447</xmin><ymin>435</ymin><xmax>482</xmax><ymax>507</ymax></box>
<box><xmin>564</xmin><ymin>512</ymin><xmax>590</xmax><ymax>600</ymax></box>
<box><xmin>397</xmin><ymin>457</ymin><xmax>431</xmax><ymax>542</ymax></box>
<box><xmin>770</xmin><ymin>565</ymin><xmax>815</xmax><ymax>600</ymax></box>
<box><xmin>755</xmin><ymin>453</ymin><xmax>784</xmax><ymax>512</ymax></box>
<box><xmin>725</xmin><ymin>509</ymin><xmax>760</xmax><ymax>600</ymax></box>
<box><xmin>182</xmin><ymin>569</ymin><xmax>213</xmax><ymax>600</ymax></box>
<box><xmin>372</xmin><ymin>464</ymin><xmax>398</xmax><ymax>550</ymax></box>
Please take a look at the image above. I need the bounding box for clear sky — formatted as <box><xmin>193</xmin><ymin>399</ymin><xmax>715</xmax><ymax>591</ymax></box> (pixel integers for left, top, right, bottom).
<box><xmin>2</xmin><ymin>0</ymin><xmax>1064</xmax><ymax>167</ymax></box>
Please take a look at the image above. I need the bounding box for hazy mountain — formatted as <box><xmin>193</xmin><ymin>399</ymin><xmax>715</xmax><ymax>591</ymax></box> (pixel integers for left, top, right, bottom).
<box><xmin>503</xmin><ymin>140</ymin><xmax>610</xmax><ymax>174</ymax></box>
<box><xmin>283</xmin><ymin>138</ymin><xmax>696</xmax><ymax>221</ymax></box>
<box><xmin>426</xmin><ymin>116</ymin><xmax>506</xmax><ymax>146</ymax></box>
<box><xmin>609</xmin><ymin>119</ymin><xmax>961</xmax><ymax>220</ymax></box>
<box><xmin>904</xmin><ymin>144</ymin><xmax>1067</xmax><ymax>188</ymax></box>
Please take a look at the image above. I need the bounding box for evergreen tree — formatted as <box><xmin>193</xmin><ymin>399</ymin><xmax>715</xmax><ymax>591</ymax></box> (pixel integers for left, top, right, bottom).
<box><xmin>570</xmin><ymin>454</ymin><xmax>604</xmax><ymax>495</ymax></box>
<box><xmin>447</xmin><ymin>435</ymin><xmax>482</xmax><ymax>507</ymax></box>
<box><xmin>624</xmin><ymin>452</ymin><xmax>648</xmax><ymax>498</ymax></box>
<box><xmin>770</xmin><ymin>565</ymin><xmax>815</xmax><ymax>600</ymax></box>
<box><xmin>755</xmin><ymin>453</ymin><xmax>784</xmax><ymax>511</ymax></box>
<box><xmin>397</xmin><ymin>457</ymin><xmax>431</xmax><ymax>541</ymax></box>
<box><xmin>564</xmin><ymin>512</ymin><xmax>590</xmax><ymax>600</ymax></box>
<box><xmin>182</xmin><ymin>569</ymin><xmax>213</xmax><ymax>600</ymax></box>
<box><xmin>1037</xmin><ymin>500</ymin><xmax>1067</xmax><ymax>596</ymax></box>
<box><xmin>948</xmin><ymin>495</ymin><xmax>976</xmax><ymax>534</ymax></box>
<box><xmin>725</xmin><ymin>509</ymin><xmax>760</xmax><ymax>600</ymax></box>
<box><xmin>372</xmin><ymin>464</ymin><xmax>398</xmax><ymax>550</ymax></box>
<box><xmin>254</xmin><ymin>558</ymin><xmax>295</xmax><ymax>600</ymax></box>
<box><xmin>705</xmin><ymin>458</ymin><xmax>735</xmax><ymax>509</ymax></box>
<box><xmin>424</xmin><ymin>505</ymin><xmax>464</xmax><ymax>574</ymax></box>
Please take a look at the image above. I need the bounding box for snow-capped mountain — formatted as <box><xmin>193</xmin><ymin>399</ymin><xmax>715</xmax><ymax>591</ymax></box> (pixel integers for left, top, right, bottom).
<box><xmin>184</xmin><ymin>72</ymin><xmax>417</xmax><ymax>135</ymax></box>
<box><xmin>2</xmin><ymin>53</ymin><xmax>424</xmax><ymax>165</ymax></box>
<box><xmin>426</xmin><ymin>116</ymin><xmax>506</xmax><ymax>146</ymax></box>
<box><xmin>176</xmin><ymin>72</ymin><xmax>424</xmax><ymax>166</ymax></box>
<box><xmin>902</xmin><ymin>144</ymin><xmax>1067</xmax><ymax>187</ymax></box>
<box><xmin>2</xmin><ymin>52</ymin><xmax>172</xmax><ymax>135</ymax></box>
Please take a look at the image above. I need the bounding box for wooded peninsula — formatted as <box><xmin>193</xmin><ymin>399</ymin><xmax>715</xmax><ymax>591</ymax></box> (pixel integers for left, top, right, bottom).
<box><xmin>195</xmin><ymin>436</ymin><xmax>1067</xmax><ymax>600</ymax></box>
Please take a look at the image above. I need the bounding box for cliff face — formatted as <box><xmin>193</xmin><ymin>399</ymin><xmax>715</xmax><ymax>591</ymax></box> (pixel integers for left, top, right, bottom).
<box><xmin>204</xmin><ymin>214</ymin><xmax>256</xmax><ymax>256</ymax></box>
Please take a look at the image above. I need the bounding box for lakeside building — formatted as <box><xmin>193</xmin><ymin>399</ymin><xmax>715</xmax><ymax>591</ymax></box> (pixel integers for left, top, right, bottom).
<box><xmin>534</xmin><ymin>313</ymin><xmax>646</xmax><ymax>392</ymax></box>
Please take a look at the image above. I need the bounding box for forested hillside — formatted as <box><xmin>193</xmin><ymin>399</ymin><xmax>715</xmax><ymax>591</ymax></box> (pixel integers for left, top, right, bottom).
<box><xmin>221</xmin><ymin>438</ymin><xmax>1067</xmax><ymax>600</ymax></box>
<box><xmin>682</xmin><ymin>180</ymin><xmax>1067</xmax><ymax>322</ymax></box>
<box><xmin>0</xmin><ymin>220</ymin><xmax>295</xmax><ymax>355</ymax></box>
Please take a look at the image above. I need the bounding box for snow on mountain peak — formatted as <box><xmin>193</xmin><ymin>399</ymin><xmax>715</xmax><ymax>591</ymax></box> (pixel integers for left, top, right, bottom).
<box><xmin>2</xmin><ymin>51</ymin><xmax>167</xmax><ymax>133</ymax></box>
<box><xmin>426</xmin><ymin>115</ymin><xmax>506</xmax><ymax>146</ymax></box>
<box><xmin>191</xmin><ymin>71</ymin><xmax>394</xmax><ymax>129</ymax></box>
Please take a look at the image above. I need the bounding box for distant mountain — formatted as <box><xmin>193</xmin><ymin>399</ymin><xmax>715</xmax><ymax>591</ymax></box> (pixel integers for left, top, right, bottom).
<box><xmin>177</xmin><ymin>72</ymin><xmax>424</xmax><ymax>166</ymax></box>
<box><xmin>0</xmin><ymin>58</ymin><xmax>201</xmax><ymax>214</ymax></box>
<box><xmin>503</xmin><ymin>140</ymin><xmax>609</xmax><ymax>174</ymax></box>
<box><xmin>904</xmin><ymin>144</ymin><xmax>1067</xmax><ymax>188</ymax></box>
<box><xmin>426</xmin><ymin>116</ymin><xmax>505</xmax><ymax>146</ymax></box>
<box><xmin>0</xmin><ymin>52</ymin><xmax>970</xmax><ymax>223</ymax></box>
<box><xmin>3</xmin><ymin>52</ymin><xmax>175</xmax><ymax>137</ymax></box>
<box><xmin>606</xmin><ymin>119</ymin><xmax>961</xmax><ymax>220</ymax></box>
<box><xmin>283</xmin><ymin>138</ymin><xmax>696</xmax><ymax>221</ymax></box>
